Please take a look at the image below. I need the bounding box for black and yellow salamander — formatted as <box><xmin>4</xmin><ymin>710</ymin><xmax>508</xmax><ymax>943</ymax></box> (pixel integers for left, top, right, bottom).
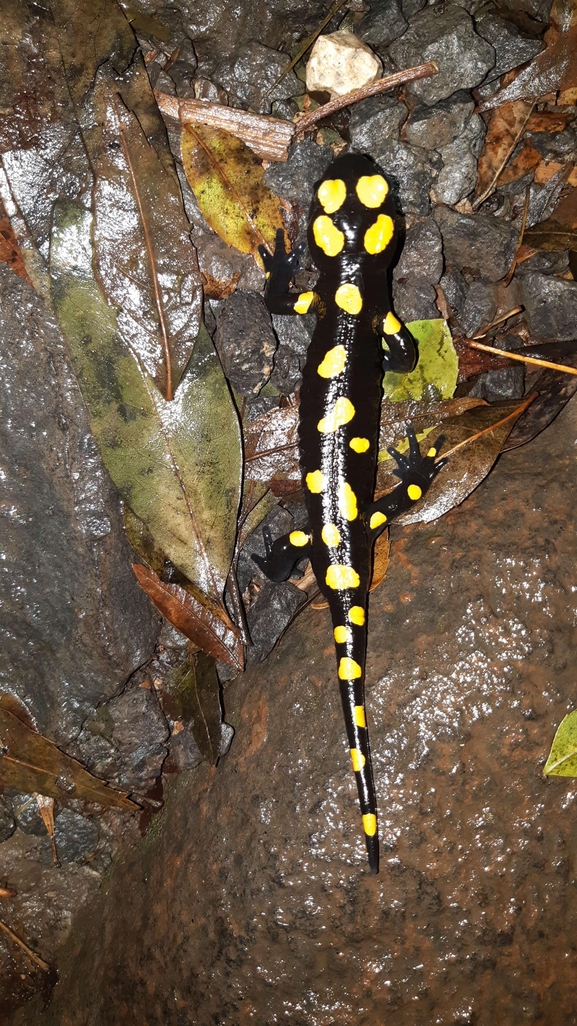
<box><xmin>253</xmin><ymin>153</ymin><xmax>447</xmax><ymax>873</ymax></box>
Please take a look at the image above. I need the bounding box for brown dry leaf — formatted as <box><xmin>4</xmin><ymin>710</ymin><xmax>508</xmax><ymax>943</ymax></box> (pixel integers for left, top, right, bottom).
<box><xmin>477</xmin><ymin>24</ymin><xmax>577</xmax><ymax>111</ymax></box>
<box><xmin>168</xmin><ymin>650</ymin><xmax>226</xmax><ymax>765</ymax></box>
<box><xmin>244</xmin><ymin>404</ymin><xmax>301</xmax><ymax>488</ymax></box>
<box><xmin>132</xmin><ymin>564</ymin><xmax>244</xmax><ymax>671</ymax></box>
<box><xmin>35</xmin><ymin>795</ymin><xmax>59</xmax><ymax>867</ymax></box>
<box><xmin>524</xmin><ymin>110</ymin><xmax>573</xmax><ymax>133</ymax></box>
<box><xmin>0</xmin><ymin>695</ymin><xmax>137</xmax><ymax>810</ymax></box>
<box><xmin>0</xmin><ymin>215</ymin><xmax>32</xmax><ymax>284</ymax></box>
<box><xmin>534</xmin><ymin>160</ymin><xmax>577</xmax><ymax>185</ymax></box>
<box><xmin>473</xmin><ymin>100</ymin><xmax>535</xmax><ymax>206</ymax></box>
<box><xmin>524</xmin><ymin>185</ymin><xmax>577</xmax><ymax>250</ymax></box>
<box><xmin>496</xmin><ymin>139</ymin><xmax>542</xmax><ymax>187</ymax></box>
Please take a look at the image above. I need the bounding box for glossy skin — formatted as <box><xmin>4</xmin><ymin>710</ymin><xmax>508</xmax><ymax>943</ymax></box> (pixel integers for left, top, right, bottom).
<box><xmin>254</xmin><ymin>154</ymin><xmax>446</xmax><ymax>872</ymax></box>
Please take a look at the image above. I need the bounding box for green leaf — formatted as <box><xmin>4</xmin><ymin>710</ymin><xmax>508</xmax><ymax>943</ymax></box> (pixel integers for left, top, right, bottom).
<box><xmin>383</xmin><ymin>319</ymin><xmax>458</xmax><ymax>402</ymax></box>
<box><xmin>543</xmin><ymin>711</ymin><xmax>577</xmax><ymax>777</ymax></box>
<box><xmin>49</xmin><ymin>202</ymin><xmax>242</xmax><ymax>601</ymax></box>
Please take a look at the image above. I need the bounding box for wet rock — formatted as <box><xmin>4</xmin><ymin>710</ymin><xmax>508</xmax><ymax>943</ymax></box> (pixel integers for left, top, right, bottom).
<box><xmin>0</xmin><ymin>268</ymin><xmax>160</xmax><ymax>744</ymax></box>
<box><xmin>475</xmin><ymin>8</ymin><xmax>544</xmax><ymax>82</ymax></box>
<box><xmin>264</xmin><ymin>138</ymin><xmax>333</xmax><ymax>236</ymax></box>
<box><xmin>11</xmin><ymin>794</ymin><xmax>46</xmax><ymax>836</ymax></box>
<box><xmin>519</xmin><ymin>272</ymin><xmax>577</xmax><ymax>341</ymax></box>
<box><xmin>433</xmin><ymin>206</ymin><xmax>517</xmax><ymax>281</ymax></box>
<box><xmin>401</xmin><ymin>0</ymin><xmax>427</xmax><ymax>15</ymax></box>
<box><xmin>246</xmin><ymin>581</ymin><xmax>307</xmax><ymax>664</ymax></box>
<box><xmin>306</xmin><ymin>30</ymin><xmax>382</xmax><ymax>98</ymax></box>
<box><xmin>469</xmin><ymin>366</ymin><xmax>525</xmax><ymax>402</ymax></box>
<box><xmin>392</xmin><ymin>280</ymin><xmax>439</xmax><ymax>322</ymax></box>
<box><xmin>214</xmin><ymin>291</ymin><xmax>277</xmax><ymax>396</ymax></box>
<box><xmin>514</xmin><ymin>250</ymin><xmax>569</xmax><ymax>277</ymax></box>
<box><xmin>348</xmin><ymin>95</ymin><xmax>408</xmax><ymax>152</ymax></box>
<box><xmin>212</xmin><ymin>42</ymin><xmax>303</xmax><ymax>113</ymax></box>
<box><xmin>358</xmin><ymin>0</ymin><xmax>408</xmax><ymax>50</ymax></box>
<box><xmin>459</xmin><ymin>280</ymin><xmax>497</xmax><ymax>337</ymax></box>
<box><xmin>272</xmin><ymin>311</ymin><xmax>314</xmax><ymax>360</ymax></box>
<box><xmin>168</xmin><ymin>727</ymin><xmax>203</xmax><ymax>772</ymax></box>
<box><xmin>439</xmin><ymin>267</ymin><xmax>468</xmax><ymax>322</ymax></box>
<box><xmin>530</xmin><ymin>128</ymin><xmax>577</xmax><ymax>161</ymax></box>
<box><xmin>270</xmin><ymin>346</ymin><xmax>302</xmax><ymax>396</ymax></box>
<box><xmin>389</xmin><ymin>6</ymin><xmax>495</xmax><ymax>106</ymax></box>
<box><xmin>525</xmin><ymin>167</ymin><xmax>571</xmax><ymax>229</ymax></box>
<box><xmin>51</xmin><ymin>809</ymin><xmax>99</xmax><ymax>864</ymax></box>
<box><xmin>394</xmin><ymin>217</ymin><xmax>444</xmax><ymax>283</ymax></box>
<box><xmin>374</xmin><ymin>139</ymin><xmax>436</xmax><ymax>215</ymax></box>
<box><xmin>404</xmin><ymin>92</ymin><xmax>476</xmax><ymax>151</ymax></box>
<box><xmin>0</xmin><ymin>797</ymin><xmax>16</xmax><ymax>842</ymax></box>
<box><xmin>433</xmin><ymin>115</ymin><xmax>486</xmax><ymax>205</ymax></box>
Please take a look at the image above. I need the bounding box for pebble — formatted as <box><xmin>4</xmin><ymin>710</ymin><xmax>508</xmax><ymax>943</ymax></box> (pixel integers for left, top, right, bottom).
<box><xmin>475</xmin><ymin>9</ymin><xmax>544</xmax><ymax>83</ymax></box>
<box><xmin>213</xmin><ymin>42</ymin><xmax>303</xmax><ymax>114</ymax></box>
<box><xmin>519</xmin><ymin>273</ymin><xmax>577</xmax><ymax>341</ymax></box>
<box><xmin>433</xmin><ymin>206</ymin><xmax>518</xmax><ymax>282</ymax></box>
<box><xmin>214</xmin><ymin>291</ymin><xmax>277</xmax><ymax>396</ymax></box>
<box><xmin>306</xmin><ymin>29</ymin><xmax>382</xmax><ymax>98</ymax></box>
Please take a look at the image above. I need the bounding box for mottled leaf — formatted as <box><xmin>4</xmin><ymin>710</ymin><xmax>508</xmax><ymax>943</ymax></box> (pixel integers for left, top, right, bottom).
<box><xmin>502</xmin><ymin>346</ymin><xmax>577</xmax><ymax>450</ymax></box>
<box><xmin>543</xmin><ymin>711</ymin><xmax>577</xmax><ymax>777</ymax></box>
<box><xmin>93</xmin><ymin>91</ymin><xmax>201</xmax><ymax>397</ymax></box>
<box><xmin>244</xmin><ymin>404</ymin><xmax>301</xmax><ymax>486</ymax></box>
<box><xmin>0</xmin><ymin>695</ymin><xmax>137</xmax><ymax>809</ymax></box>
<box><xmin>133</xmin><ymin>564</ymin><xmax>244</xmax><ymax>671</ymax></box>
<box><xmin>49</xmin><ymin>202</ymin><xmax>241</xmax><ymax>600</ymax></box>
<box><xmin>168</xmin><ymin>652</ymin><xmax>225</xmax><ymax>765</ymax></box>
<box><xmin>495</xmin><ymin>139</ymin><xmax>542</xmax><ymax>188</ymax></box>
<box><xmin>181</xmin><ymin>124</ymin><xmax>285</xmax><ymax>257</ymax></box>
<box><xmin>383</xmin><ymin>320</ymin><xmax>458</xmax><ymax>403</ymax></box>
<box><xmin>473</xmin><ymin>100</ymin><xmax>534</xmax><ymax>205</ymax></box>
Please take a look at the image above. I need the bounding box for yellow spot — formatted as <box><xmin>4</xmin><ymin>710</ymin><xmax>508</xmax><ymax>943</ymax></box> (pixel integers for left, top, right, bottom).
<box><xmin>265</xmin><ymin>271</ymin><xmax>270</xmax><ymax>279</ymax></box>
<box><xmin>364</xmin><ymin>214</ymin><xmax>394</xmax><ymax>255</ymax></box>
<box><xmin>339</xmin><ymin>657</ymin><xmax>362</xmax><ymax>680</ymax></box>
<box><xmin>335</xmin><ymin>282</ymin><xmax>362</xmax><ymax>315</ymax></box>
<box><xmin>349</xmin><ymin>605</ymin><xmax>365</xmax><ymax>626</ymax></box>
<box><xmin>382</xmin><ymin>311</ymin><xmax>401</xmax><ymax>335</ymax></box>
<box><xmin>313</xmin><ymin>215</ymin><xmax>345</xmax><ymax>257</ymax></box>
<box><xmin>427</xmin><ymin>447</ymin><xmax>437</xmax><ymax>457</ymax></box>
<box><xmin>407</xmin><ymin>484</ymin><xmax>422</xmax><ymax>501</ymax></box>
<box><xmin>369</xmin><ymin>511</ymin><xmax>387</xmax><ymax>530</ymax></box>
<box><xmin>306</xmin><ymin>470</ymin><xmax>325</xmax><ymax>493</ymax></box>
<box><xmin>326</xmin><ymin>564</ymin><xmax>360</xmax><ymax>590</ymax></box>
<box><xmin>350</xmin><ymin>748</ymin><xmax>366</xmax><ymax>772</ymax></box>
<box><xmin>338</xmin><ymin>481</ymin><xmax>358</xmax><ymax>521</ymax></box>
<box><xmin>354</xmin><ymin>705</ymin><xmax>366</xmax><ymax>728</ymax></box>
<box><xmin>289</xmin><ymin>530</ymin><xmax>310</xmax><ymax>547</ymax></box>
<box><xmin>333</xmin><ymin>625</ymin><xmax>351</xmax><ymax>644</ymax></box>
<box><xmin>356</xmin><ymin>174</ymin><xmax>388</xmax><ymax>208</ymax></box>
<box><xmin>317</xmin><ymin>344</ymin><xmax>347</xmax><ymax>379</ymax></box>
<box><xmin>318</xmin><ymin>178</ymin><xmax>346</xmax><ymax>213</ymax></box>
<box><xmin>293</xmin><ymin>291</ymin><xmax>314</xmax><ymax>314</ymax></box>
<box><xmin>349</xmin><ymin>436</ymin><xmax>370</xmax><ymax>453</ymax></box>
<box><xmin>363</xmin><ymin>813</ymin><xmax>377</xmax><ymax>836</ymax></box>
<box><xmin>318</xmin><ymin>396</ymin><xmax>355</xmax><ymax>434</ymax></box>
<box><xmin>321</xmin><ymin>523</ymin><xmax>341</xmax><ymax>547</ymax></box>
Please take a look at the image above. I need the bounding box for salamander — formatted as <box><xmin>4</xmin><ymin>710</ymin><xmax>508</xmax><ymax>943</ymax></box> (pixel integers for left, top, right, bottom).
<box><xmin>253</xmin><ymin>153</ymin><xmax>447</xmax><ymax>873</ymax></box>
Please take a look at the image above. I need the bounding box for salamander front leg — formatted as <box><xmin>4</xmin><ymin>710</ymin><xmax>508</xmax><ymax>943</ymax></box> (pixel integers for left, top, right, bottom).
<box><xmin>259</xmin><ymin>229</ymin><xmax>314</xmax><ymax>315</ymax></box>
<box><xmin>379</xmin><ymin>311</ymin><xmax>418</xmax><ymax>374</ymax></box>
<box><xmin>252</xmin><ymin>525</ymin><xmax>312</xmax><ymax>582</ymax></box>
<box><xmin>367</xmin><ymin>427</ymin><xmax>448</xmax><ymax>540</ymax></box>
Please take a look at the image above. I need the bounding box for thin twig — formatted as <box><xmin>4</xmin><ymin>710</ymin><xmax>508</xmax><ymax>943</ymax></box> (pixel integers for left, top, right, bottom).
<box><xmin>503</xmin><ymin>188</ymin><xmax>531</xmax><ymax>287</ymax></box>
<box><xmin>0</xmin><ymin>920</ymin><xmax>50</xmax><ymax>971</ymax></box>
<box><xmin>471</xmin><ymin>307</ymin><xmax>524</xmax><ymax>338</ymax></box>
<box><xmin>466</xmin><ymin>340</ymin><xmax>577</xmax><ymax>376</ymax></box>
<box><xmin>294</xmin><ymin>61</ymin><xmax>438</xmax><ymax>136</ymax></box>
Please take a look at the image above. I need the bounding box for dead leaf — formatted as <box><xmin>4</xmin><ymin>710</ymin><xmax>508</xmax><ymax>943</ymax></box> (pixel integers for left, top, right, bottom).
<box><xmin>244</xmin><ymin>404</ymin><xmax>301</xmax><ymax>487</ymax></box>
<box><xmin>168</xmin><ymin>651</ymin><xmax>226</xmax><ymax>764</ymax></box>
<box><xmin>35</xmin><ymin>795</ymin><xmax>59</xmax><ymax>867</ymax></box>
<box><xmin>525</xmin><ymin>110</ymin><xmax>573</xmax><ymax>133</ymax></box>
<box><xmin>473</xmin><ymin>100</ymin><xmax>535</xmax><ymax>207</ymax></box>
<box><xmin>496</xmin><ymin>139</ymin><xmax>542</xmax><ymax>188</ymax></box>
<box><xmin>133</xmin><ymin>564</ymin><xmax>244</xmax><ymax>671</ymax></box>
<box><xmin>534</xmin><ymin>161</ymin><xmax>577</xmax><ymax>186</ymax></box>
<box><xmin>0</xmin><ymin>695</ymin><xmax>137</xmax><ymax>810</ymax></box>
<box><xmin>502</xmin><ymin>345</ymin><xmax>577</xmax><ymax>449</ymax></box>
<box><xmin>477</xmin><ymin>24</ymin><xmax>577</xmax><ymax>111</ymax></box>
<box><xmin>0</xmin><ymin>215</ymin><xmax>32</xmax><ymax>284</ymax></box>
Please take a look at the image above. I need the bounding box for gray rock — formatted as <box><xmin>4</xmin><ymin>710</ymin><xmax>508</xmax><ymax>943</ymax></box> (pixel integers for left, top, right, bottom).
<box><xmin>52</xmin><ymin>809</ymin><xmax>99</xmax><ymax>864</ymax></box>
<box><xmin>246</xmin><ymin>582</ymin><xmax>307</xmax><ymax>664</ymax></box>
<box><xmin>439</xmin><ymin>268</ymin><xmax>468</xmax><ymax>322</ymax></box>
<box><xmin>469</xmin><ymin>366</ymin><xmax>525</xmax><ymax>401</ymax></box>
<box><xmin>514</xmin><ymin>250</ymin><xmax>569</xmax><ymax>277</ymax></box>
<box><xmin>12</xmin><ymin>794</ymin><xmax>46</xmax><ymax>836</ymax></box>
<box><xmin>264</xmin><ymin>138</ymin><xmax>334</xmax><ymax>213</ymax></box>
<box><xmin>270</xmin><ymin>346</ymin><xmax>302</xmax><ymax>396</ymax></box>
<box><xmin>359</xmin><ymin>0</ymin><xmax>409</xmax><ymax>49</ymax></box>
<box><xmin>459</xmin><ymin>280</ymin><xmax>497</xmax><ymax>337</ymax></box>
<box><xmin>404</xmin><ymin>92</ymin><xmax>476</xmax><ymax>150</ymax></box>
<box><xmin>392</xmin><ymin>280</ymin><xmax>439</xmax><ymax>322</ymax></box>
<box><xmin>433</xmin><ymin>206</ymin><xmax>518</xmax><ymax>282</ymax></box>
<box><xmin>401</xmin><ymin>0</ymin><xmax>427</xmax><ymax>16</ymax></box>
<box><xmin>530</xmin><ymin>128</ymin><xmax>577</xmax><ymax>161</ymax></box>
<box><xmin>0</xmin><ymin>267</ymin><xmax>160</xmax><ymax>744</ymax></box>
<box><xmin>475</xmin><ymin>9</ymin><xmax>544</xmax><ymax>82</ymax></box>
<box><xmin>389</xmin><ymin>5</ymin><xmax>495</xmax><ymax>105</ymax></box>
<box><xmin>348</xmin><ymin>96</ymin><xmax>408</xmax><ymax>152</ymax></box>
<box><xmin>434</xmin><ymin>115</ymin><xmax>486</xmax><ymax>204</ymax></box>
<box><xmin>272</xmin><ymin>311</ymin><xmax>314</xmax><ymax>360</ymax></box>
<box><xmin>0</xmin><ymin>798</ymin><xmax>16</xmax><ymax>842</ymax></box>
<box><xmin>213</xmin><ymin>42</ymin><xmax>303</xmax><ymax>114</ymax></box>
<box><xmin>374</xmin><ymin>139</ymin><xmax>436</xmax><ymax>215</ymax></box>
<box><xmin>394</xmin><ymin>217</ymin><xmax>444</xmax><ymax>283</ymax></box>
<box><xmin>214</xmin><ymin>291</ymin><xmax>277</xmax><ymax>396</ymax></box>
<box><xmin>519</xmin><ymin>273</ymin><xmax>577</xmax><ymax>341</ymax></box>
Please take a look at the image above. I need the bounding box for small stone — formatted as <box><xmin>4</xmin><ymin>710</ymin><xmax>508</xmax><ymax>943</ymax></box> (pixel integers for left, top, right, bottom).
<box><xmin>214</xmin><ymin>292</ymin><xmax>277</xmax><ymax>396</ymax></box>
<box><xmin>101</xmin><ymin>685</ymin><xmax>170</xmax><ymax>792</ymax></box>
<box><xmin>433</xmin><ymin>116</ymin><xmax>486</xmax><ymax>205</ymax></box>
<box><xmin>459</xmin><ymin>280</ymin><xmax>497</xmax><ymax>337</ymax></box>
<box><xmin>169</xmin><ymin>727</ymin><xmax>203</xmax><ymax>772</ymax></box>
<box><xmin>404</xmin><ymin>92</ymin><xmax>476</xmax><ymax>151</ymax></box>
<box><xmin>392</xmin><ymin>280</ymin><xmax>439</xmax><ymax>322</ymax></box>
<box><xmin>389</xmin><ymin>6</ymin><xmax>495</xmax><ymax>106</ymax></box>
<box><xmin>213</xmin><ymin>42</ymin><xmax>303</xmax><ymax>114</ymax></box>
<box><xmin>12</xmin><ymin>794</ymin><xmax>46</xmax><ymax>836</ymax></box>
<box><xmin>348</xmin><ymin>96</ymin><xmax>408</xmax><ymax>152</ymax></box>
<box><xmin>374</xmin><ymin>139</ymin><xmax>436</xmax><ymax>215</ymax></box>
<box><xmin>246</xmin><ymin>582</ymin><xmax>307</xmax><ymax>664</ymax></box>
<box><xmin>394</xmin><ymin>218</ymin><xmax>444</xmax><ymax>283</ymax></box>
<box><xmin>272</xmin><ymin>312</ymin><xmax>313</xmax><ymax>360</ymax></box>
<box><xmin>358</xmin><ymin>0</ymin><xmax>408</xmax><ymax>49</ymax></box>
<box><xmin>439</xmin><ymin>268</ymin><xmax>468</xmax><ymax>322</ymax></box>
<box><xmin>530</xmin><ymin>129</ymin><xmax>577</xmax><ymax>162</ymax></box>
<box><xmin>469</xmin><ymin>367</ymin><xmax>525</xmax><ymax>402</ymax></box>
<box><xmin>306</xmin><ymin>30</ymin><xmax>382</xmax><ymax>99</ymax></box>
<box><xmin>519</xmin><ymin>273</ymin><xmax>577</xmax><ymax>341</ymax></box>
<box><xmin>263</xmin><ymin>138</ymin><xmax>333</xmax><ymax>237</ymax></box>
<box><xmin>52</xmin><ymin>809</ymin><xmax>99</xmax><ymax>864</ymax></box>
<box><xmin>475</xmin><ymin>10</ymin><xmax>544</xmax><ymax>83</ymax></box>
<box><xmin>433</xmin><ymin>207</ymin><xmax>518</xmax><ymax>282</ymax></box>
<box><xmin>270</xmin><ymin>346</ymin><xmax>302</xmax><ymax>396</ymax></box>
<box><xmin>514</xmin><ymin>251</ymin><xmax>569</xmax><ymax>277</ymax></box>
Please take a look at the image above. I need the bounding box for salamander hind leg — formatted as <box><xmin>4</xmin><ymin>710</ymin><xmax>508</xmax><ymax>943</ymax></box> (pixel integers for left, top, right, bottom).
<box><xmin>252</xmin><ymin>525</ymin><xmax>311</xmax><ymax>582</ymax></box>
<box><xmin>367</xmin><ymin>426</ymin><xmax>448</xmax><ymax>539</ymax></box>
